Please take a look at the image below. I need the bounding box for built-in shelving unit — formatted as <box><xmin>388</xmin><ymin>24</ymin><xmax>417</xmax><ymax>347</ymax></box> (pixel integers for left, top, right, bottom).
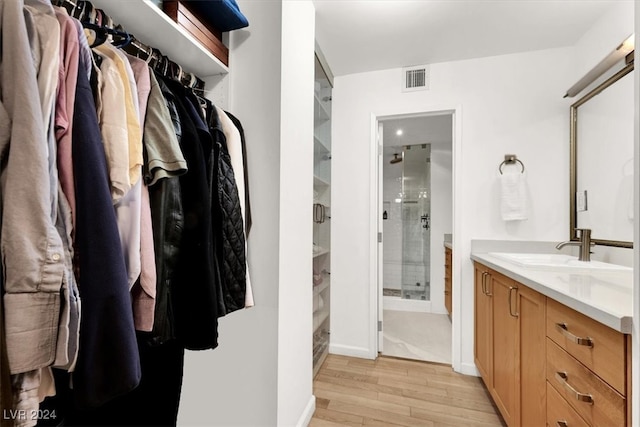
<box><xmin>312</xmin><ymin>54</ymin><xmax>332</xmax><ymax>377</ymax></box>
<box><xmin>89</xmin><ymin>0</ymin><xmax>229</xmax><ymax>77</ymax></box>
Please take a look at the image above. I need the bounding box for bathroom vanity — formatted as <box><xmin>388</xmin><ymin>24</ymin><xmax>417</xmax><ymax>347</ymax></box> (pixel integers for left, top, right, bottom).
<box><xmin>471</xmin><ymin>251</ymin><xmax>632</xmax><ymax>427</ymax></box>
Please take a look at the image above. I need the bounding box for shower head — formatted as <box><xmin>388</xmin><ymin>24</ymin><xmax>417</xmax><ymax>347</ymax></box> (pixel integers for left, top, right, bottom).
<box><xmin>390</xmin><ymin>153</ymin><xmax>403</xmax><ymax>164</ymax></box>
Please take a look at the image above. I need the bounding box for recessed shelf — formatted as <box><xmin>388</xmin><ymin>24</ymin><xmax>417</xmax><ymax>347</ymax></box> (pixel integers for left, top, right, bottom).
<box><xmin>314</xmin><ymin>136</ymin><xmax>331</xmax><ymax>155</ymax></box>
<box><xmin>314</xmin><ymin>175</ymin><xmax>330</xmax><ymax>188</ymax></box>
<box><xmin>90</xmin><ymin>0</ymin><xmax>229</xmax><ymax>77</ymax></box>
<box><xmin>314</xmin><ymin>94</ymin><xmax>330</xmax><ymax>122</ymax></box>
<box><xmin>312</xmin><ymin>343</ymin><xmax>329</xmax><ymax>377</ymax></box>
<box><xmin>313</xmin><ymin>280</ymin><xmax>330</xmax><ymax>296</ymax></box>
<box><xmin>313</xmin><ymin>55</ymin><xmax>332</xmax><ymax>376</ymax></box>
<box><xmin>313</xmin><ymin>247</ymin><xmax>330</xmax><ymax>258</ymax></box>
<box><xmin>313</xmin><ymin>309</ymin><xmax>330</xmax><ymax>332</ymax></box>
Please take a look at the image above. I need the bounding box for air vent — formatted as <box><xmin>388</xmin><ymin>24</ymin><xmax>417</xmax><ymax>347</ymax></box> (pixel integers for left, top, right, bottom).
<box><xmin>402</xmin><ymin>65</ymin><xmax>429</xmax><ymax>92</ymax></box>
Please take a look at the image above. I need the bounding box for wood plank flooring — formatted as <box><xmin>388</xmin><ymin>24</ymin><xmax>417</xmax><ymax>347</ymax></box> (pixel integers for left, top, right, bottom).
<box><xmin>310</xmin><ymin>354</ymin><xmax>506</xmax><ymax>427</ymax></box>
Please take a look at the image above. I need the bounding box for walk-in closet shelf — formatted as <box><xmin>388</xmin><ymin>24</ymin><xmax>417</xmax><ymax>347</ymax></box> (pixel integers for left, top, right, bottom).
<box><xmin>90</xmin><ymin>0</ymin><xmax>228</xmax><ymax>76</ymax></box>
<box><xmin>312</xmin><ymin>55</ymin><xmax>332</xmax><ymax>377</ymax></box>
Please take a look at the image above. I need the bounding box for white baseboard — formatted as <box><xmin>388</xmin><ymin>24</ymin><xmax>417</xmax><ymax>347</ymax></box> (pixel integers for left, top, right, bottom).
<box><xmin>296</xmin><ymin>395</ymin><xmax>316</xmax><ymax>427</ymax></box>
<box><xmin>457</xmin><ymin>361</ymin><xmax>480</xmax><ymax>377</ymax></box>
<box><xmin>329</xmin><ymin>343</ymin><xmax>375</xmax><ymax>360</ymax></box>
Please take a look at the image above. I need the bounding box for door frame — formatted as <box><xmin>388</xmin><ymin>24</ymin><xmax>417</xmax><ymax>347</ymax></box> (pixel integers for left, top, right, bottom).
<box><xmin>369</xmin><ymin>105</ymin><xmax>463</xmax><ymax>372</ymax></box>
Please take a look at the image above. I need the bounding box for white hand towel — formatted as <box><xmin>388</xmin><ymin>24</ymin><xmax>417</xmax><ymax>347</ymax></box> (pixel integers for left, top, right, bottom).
<box><xmin>500</xmin><ymin>171</ymin><xmax>527</xmax><ymax>221</ymax></box>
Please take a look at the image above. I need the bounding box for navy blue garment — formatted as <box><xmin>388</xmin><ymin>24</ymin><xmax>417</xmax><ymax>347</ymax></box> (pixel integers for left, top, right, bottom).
<box><xmin>71</xmin><ymin>54</ymin><xmax>141</xmax><ymax>409</ymax></box>
<box><xmin>45</xmin><ymin>334</ymin><xmax>184</xmax><ymax>426</ymax></box>
<box><xmin>180</xmin><ymin>90</ymin><xmax>226</xmax><ymax>318</ymax></box>
<box><xmin>160</xmin><ymin>77</ymin><xmax>219</xmax><ymax>350</ymax></box>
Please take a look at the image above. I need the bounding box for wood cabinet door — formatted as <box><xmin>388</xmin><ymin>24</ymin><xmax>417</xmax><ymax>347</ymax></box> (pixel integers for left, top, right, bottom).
<box><xmin>491</xmin><ymin>271</ymin><xmax>518</xmax><ymax>426</ymax></box>
<box><xmin>517</xmin><ymin>285</ymin><xmax>546</xmax><ymax>427</ymax></box>
<box><xmin>444</xmin><ymin>248</ymin><xmax>452</xmax><ymax>315</ymax></box>
<box><xmin>474</xmin><ymin>264</ymin><xmax>493</xmax><ymax>387</ymax></box>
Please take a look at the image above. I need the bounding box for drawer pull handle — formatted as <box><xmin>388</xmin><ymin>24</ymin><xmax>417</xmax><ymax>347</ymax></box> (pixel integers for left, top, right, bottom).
<box><xmin>556</xmin><ymin>422</ymin><xmax>568</xmax><ymax>427</ymax></box>
<box><xmin>508</xmin><ymin>286</ymin><xmax>519</xmax><ymax>317</ymax></box>
<box><xmin>555</xmin><ymin>372</ymin><xmax>594</xmax><ymax>405</ymax></box>
<box><xmin>481</xmin><ymin>271</ymin><xmax>492</xmax><ymax>296</ymax></box>
<box><xmin>555</xmin><ymin>323</ymin><xmax>594</xmax><ymax>347</ymax></box>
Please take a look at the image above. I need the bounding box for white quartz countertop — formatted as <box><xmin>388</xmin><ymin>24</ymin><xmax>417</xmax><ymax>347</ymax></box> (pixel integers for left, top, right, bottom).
<box><xmin>471</xmin><ymin>252</ymin><xmax>633</xmax><ymax>333</ymax></box>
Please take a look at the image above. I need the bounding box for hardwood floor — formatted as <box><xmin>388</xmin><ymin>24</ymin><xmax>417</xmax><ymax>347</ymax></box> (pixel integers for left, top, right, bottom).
<box><xmin>310</xmin><ymin>354</ymin><xmax>506</xmax><ymax>427</ymax></box>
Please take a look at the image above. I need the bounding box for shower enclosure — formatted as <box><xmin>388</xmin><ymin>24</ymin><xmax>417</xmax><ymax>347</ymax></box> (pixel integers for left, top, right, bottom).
<box><xmin>383</xmin><ymin>144</ymin><xmax>431</xmax><ymax>302</ymax></box>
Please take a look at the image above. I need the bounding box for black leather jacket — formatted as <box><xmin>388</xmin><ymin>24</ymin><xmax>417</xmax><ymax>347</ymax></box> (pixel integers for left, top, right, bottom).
<box><xmin>163</xmin><ymin>78</ymin><xmax>219</xmax><ymax>350</ymax></box>
<box><xmin>145</xmin><ymin>76</ymin><xmax>185</xmax><ymax>346</ymax></box>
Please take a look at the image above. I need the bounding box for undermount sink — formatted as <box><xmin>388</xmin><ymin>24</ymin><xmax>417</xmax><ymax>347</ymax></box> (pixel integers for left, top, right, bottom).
<box><xmin>487</xmin><ymin>252</ymin><xmax>632</xmax><ymax>272</ymax></box>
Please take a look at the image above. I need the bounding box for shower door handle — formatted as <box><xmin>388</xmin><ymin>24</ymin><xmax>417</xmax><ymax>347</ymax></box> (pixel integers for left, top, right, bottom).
<box><xmin>421</xmin><ymin>214</ymin><xmax>430</xmax><ymax>230</ymax></box>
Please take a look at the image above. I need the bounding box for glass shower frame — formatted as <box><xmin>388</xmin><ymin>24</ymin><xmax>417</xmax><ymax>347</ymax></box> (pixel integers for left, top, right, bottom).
<box><xmin>399</xmin><ymin>144</ymin><xmax>431</xmax><ymax>301</ymax></box>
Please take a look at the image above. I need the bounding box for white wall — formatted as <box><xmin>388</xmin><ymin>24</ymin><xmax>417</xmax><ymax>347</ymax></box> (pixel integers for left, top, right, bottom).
<box><xmin>331</xmin><ymin>46</ymin><xmax>574</xmax><ymax>369</ymax></box>
<box><xmin>430</xmin><ymin>142</ymin><xmax>453</xmax><ymax>314</ymax></box>
<box><xmin>178</xmin><ymin>1</ymin><xmax>315</xmax><ymax>426</ymax></box>
<box><xmin>278</xmin><ymin>1</ymin><xmax>316</xmax><ymax>425</ymax></box>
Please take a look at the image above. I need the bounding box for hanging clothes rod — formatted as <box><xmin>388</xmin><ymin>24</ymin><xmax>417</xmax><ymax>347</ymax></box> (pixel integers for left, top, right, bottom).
<box><xmin>53</xmin><ymin>0</ymin><xmax>205</xmax><ymax>91</ymax></box>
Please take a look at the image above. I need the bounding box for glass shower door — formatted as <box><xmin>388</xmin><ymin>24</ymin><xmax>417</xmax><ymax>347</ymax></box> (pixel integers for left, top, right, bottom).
<box><xmin>401</xmin><ymin>145</ymin><xmax>431</xmax><ymax>300</ymax></box>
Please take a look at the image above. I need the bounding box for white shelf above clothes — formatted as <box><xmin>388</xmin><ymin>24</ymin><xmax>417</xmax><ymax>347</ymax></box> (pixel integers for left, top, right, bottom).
<box><xmin>89</xmin><ymin>0</ymin><xmax>229</xmax><ymax>77</ymax></box>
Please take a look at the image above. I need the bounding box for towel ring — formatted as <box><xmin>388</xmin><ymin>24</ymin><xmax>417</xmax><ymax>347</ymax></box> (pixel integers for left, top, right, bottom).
<box><xmin>499</xmin><ymin>157</ymin><xmax>525</xmax><ymax>174</ymax></box>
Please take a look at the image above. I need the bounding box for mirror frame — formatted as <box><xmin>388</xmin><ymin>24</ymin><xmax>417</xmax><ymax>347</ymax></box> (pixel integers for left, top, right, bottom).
<box><xmin>569</xmin><ymin>57</ymin><xmax>634</xmax><ymax>248</ymax></box>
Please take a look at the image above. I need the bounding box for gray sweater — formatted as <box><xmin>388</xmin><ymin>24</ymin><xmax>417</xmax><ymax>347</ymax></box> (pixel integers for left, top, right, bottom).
<box><xmin>0</xmin><ymin>0</ymin><xmax>65</xmax><ymax>376</ymax></box>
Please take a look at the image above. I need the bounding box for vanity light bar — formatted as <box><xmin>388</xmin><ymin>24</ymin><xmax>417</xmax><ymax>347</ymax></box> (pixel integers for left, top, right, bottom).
<box><xmin>564</xmin><ymin>34</ymin><xmax>634</xmax><ymax>98</ymax></box>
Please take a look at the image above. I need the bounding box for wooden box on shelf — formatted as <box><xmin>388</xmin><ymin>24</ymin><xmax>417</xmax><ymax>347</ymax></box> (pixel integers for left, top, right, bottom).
<box><xmin>163</xmin><ymin>1</ymin><xmax>229</xmax><ymax>66</ymax></box>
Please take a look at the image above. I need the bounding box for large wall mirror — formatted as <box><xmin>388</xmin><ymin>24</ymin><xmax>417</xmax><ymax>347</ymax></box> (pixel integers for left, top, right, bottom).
<box><xmin>570</xmin><ymin>57</ymin><xmax>634</xmax><ymax>248</ymax></box>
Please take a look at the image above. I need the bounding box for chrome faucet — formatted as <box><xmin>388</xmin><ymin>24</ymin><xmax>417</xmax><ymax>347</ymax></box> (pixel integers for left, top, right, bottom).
<box><xmin>555</xmin><ymin>228</ymin><xmax>594</xmax><ymax>262</ymax></box>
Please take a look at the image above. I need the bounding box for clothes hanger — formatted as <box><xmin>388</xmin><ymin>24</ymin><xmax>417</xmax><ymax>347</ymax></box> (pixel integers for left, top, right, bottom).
<box><xmin>72</xmin><ymin>0</ymin><xmax>90</xmax><ymax>21</ymax></box>
<box><xmin>83</xmin><ymin>22</ymin><xmax>131</xmax><ymax>48</ymax></box>
<box><xmin>168</xmin><ymin>61</ymin><xmax>184</xmax><ymax>84</ymax></box>
<box><xmin>154</xmin><ymin>54</ymin><xmax>170</xmax><ymax>78</ymax></box>
<box><xmin>52</xmin><ymin>0</ymin><xmax>79</xmax><ymax>16</ymax></box>
<box><xmin>123</xmin><ymin>37</ymin><xmax>154</xmax><ymax>63</ymax></box>
<box><xmin>79</xmin><ymin>1</ymin><xmax>97</xmax><ymax>24</ymax></box>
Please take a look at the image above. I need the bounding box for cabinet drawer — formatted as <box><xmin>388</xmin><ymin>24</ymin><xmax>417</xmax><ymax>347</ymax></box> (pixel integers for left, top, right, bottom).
<box><xmin>547</xmin><ymin>339</ymin><xmax>625</xmax><ymax>426</ymax></box>
<box><xmin>547</xmin><ymin>381</ymin><xmax>589</xmax><ymax>427</ymax></box>
<box><xmin>546</xmin><ymin>298</ymin><xmax>626</xmax><ymax>394</ymax></box>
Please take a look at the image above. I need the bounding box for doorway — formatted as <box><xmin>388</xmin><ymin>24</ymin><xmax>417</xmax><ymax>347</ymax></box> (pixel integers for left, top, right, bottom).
<box><xmin>377</xmin><ymin>113</ymin><xmax>454</xmax><ymax>364</ymax></box>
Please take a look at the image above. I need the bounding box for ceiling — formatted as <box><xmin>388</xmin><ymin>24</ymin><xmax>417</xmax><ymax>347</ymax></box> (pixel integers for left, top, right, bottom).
<box><xmin>382</xmin><ymin>113</ymin><xmax>452</xmax><ymax>149</ymax></box>
<box><xmin>313</xmin><ymin>0</ymin><xmax>621</xmax><ymax>77</ymax></box>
